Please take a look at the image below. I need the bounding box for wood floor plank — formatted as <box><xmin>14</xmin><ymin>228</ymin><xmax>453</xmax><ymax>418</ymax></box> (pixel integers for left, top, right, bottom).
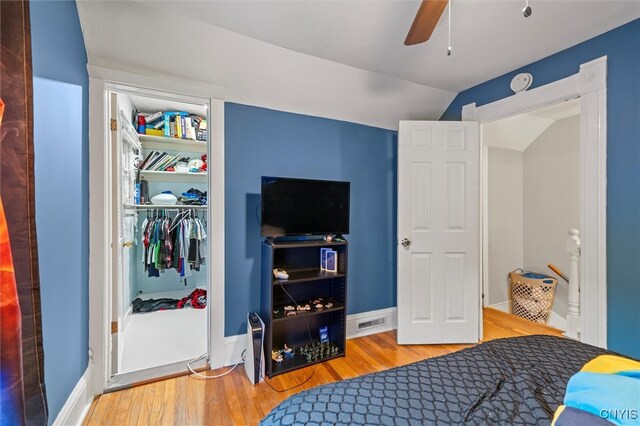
<box><xmin>148</xmin><ymin>381</ymin><xmax>165</xmax><ymax>425</ymax></box>
<box><xmin>172</xmin><ymin>376</ymin><xmax>188</xmax><ymax>425</ymax></box>
<box><xmin>237</xmin><ymin>371</ymin><xmax>264</xmax><ymax>422</ymax></box>
<box><xmin>83</xmin><ymin>308</ymin><xmax>563</xmax><ymax>425</ymax></box>
<box><xmin>159</xmin><ymin>377</ymin><xmax>176</xmax><ymax>426</ymax></box>
<box><xmin>135</xmin><ymin>382</ymin><xmax>156</xmax><ymax>425</ymax></box>
<box><xmin>84</xmin><ymin>393</ymin><xmax>111</xmax><ymax>426</ymax></box>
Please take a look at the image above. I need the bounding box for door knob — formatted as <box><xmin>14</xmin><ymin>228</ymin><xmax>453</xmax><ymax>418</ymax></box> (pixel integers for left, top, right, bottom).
<box><xmin>401</xmin><ymin>238</ymin><xmax>411</xmax><ymax>247</ymax></box>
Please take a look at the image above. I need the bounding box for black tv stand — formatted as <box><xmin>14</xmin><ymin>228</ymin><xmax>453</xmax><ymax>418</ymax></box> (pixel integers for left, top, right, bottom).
<box><xmin>265</xmin><ymin>235</ymin><xmax>328</xmax><ymax>244</ymax></box>
<box><xmin>260</xmin><ymin>238</ymin><xmax>347</xmax><ymax>377</ymax></box>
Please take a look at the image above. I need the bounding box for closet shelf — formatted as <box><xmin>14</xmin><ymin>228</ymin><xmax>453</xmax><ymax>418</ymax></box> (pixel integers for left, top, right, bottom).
<box><xmin>124</xmin><ymin>204</ymin><xmax>207</xmax><ymax>211</ymax></box>
<box><xmin>139</xmin><ymin>134</ymin><xmax>207</xmax><ymax>154</ymax></box>
<box><xmin>139</xmin><ymin>170</ymin><xmax>207</xmax><ymax>183</ymax></box>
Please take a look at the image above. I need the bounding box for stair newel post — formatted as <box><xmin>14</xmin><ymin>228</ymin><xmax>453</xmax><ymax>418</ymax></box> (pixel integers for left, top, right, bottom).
<box><xmin>565</xmin><ymin>228</ymin><xmax>581</xmax><ymax>339</ymax></box>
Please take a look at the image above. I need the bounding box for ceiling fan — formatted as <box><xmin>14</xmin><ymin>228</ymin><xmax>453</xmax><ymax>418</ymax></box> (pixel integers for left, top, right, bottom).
<box><xmin>404</xmin><ymin>0</ymin><xmax>449</xmax><ymax>46</ymax></box>
<box><xmin>405</xmin><ymin>0</ymin><xmax>533</xmax><ymax>47</ymax></box>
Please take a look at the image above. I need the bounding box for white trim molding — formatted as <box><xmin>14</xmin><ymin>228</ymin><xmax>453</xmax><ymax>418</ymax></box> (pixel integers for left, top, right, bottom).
<box><xmin>52</xmin><ymin>366</ymin><xmax>94</xmax><ymax>426</ymax></box>
<box><xmin>224</xmin><ymin>334</ymin><xmax>247</xmax><ymax>367</ymax></box>
<box><xmin>87</xmin><ymin>65</ymin><xmax>226</xmax><ymax>100</ymax></box>
<box><xmin>465</xmin><ymin>56</ymin><xmax>607</xmax><ymax>349</ymax></box>
<box><xmin>224</xmin><ymin>307</ymin><xmax>398</xmax><ymax>366</ymax></box>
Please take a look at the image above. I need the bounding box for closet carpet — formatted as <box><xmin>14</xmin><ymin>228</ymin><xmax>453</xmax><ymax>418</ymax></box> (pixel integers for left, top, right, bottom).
<box><xmin>121</xmin><ymin>305</ymin><xmax>207</xmax><ymax>373</ymax></box>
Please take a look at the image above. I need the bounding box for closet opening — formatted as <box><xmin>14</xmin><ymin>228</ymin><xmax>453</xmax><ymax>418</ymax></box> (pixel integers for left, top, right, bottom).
<box><xmin>106</xmin><ymin>85</ymin><xmax>212</xmax><ymax>389</ymax></box>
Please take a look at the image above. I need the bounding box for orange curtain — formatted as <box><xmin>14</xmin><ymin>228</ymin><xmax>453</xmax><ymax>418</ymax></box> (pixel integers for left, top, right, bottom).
<box><xmin>0</xmin><ymin>1</ymin><xmax>48</xmax><ymax>424</ymax></box>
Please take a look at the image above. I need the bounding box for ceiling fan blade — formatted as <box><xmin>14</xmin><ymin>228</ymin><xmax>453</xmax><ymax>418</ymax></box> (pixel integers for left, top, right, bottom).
<box><xmin>404</xmin><ymin>0</ymin><xmax>449</xmax><ymax>46</ymax></box>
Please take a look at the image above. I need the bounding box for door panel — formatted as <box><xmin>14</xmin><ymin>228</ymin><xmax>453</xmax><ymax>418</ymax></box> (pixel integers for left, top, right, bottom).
<box><xmin>446</xmin><ymin>163</ymin><xmax>466</xmax><ymax>229</ymax></box>
<box><xmin>397</xmin><ymin>121</ymin><xmax>480</xmax><ymax>344</ymax></box>
<box><xmin>411</xmin><ymin>163</ymin><xmax>432</xmax><ymax>230</ymax></box>
<box><xmin>444</xmin><ymin>253</ymin><xmax>466</xmax><ymax>321</ymax></box>
<box><xmin>411</xmin><ymin>253</ymin><xmax>433</xmax><ymax>322</ymax></box>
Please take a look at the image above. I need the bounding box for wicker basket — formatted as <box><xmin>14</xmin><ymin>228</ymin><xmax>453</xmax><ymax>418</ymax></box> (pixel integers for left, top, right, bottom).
<box><xmin>508</xmin><ymin>269</ymin><xmax>557</xmax><ymax>324</ymax></box>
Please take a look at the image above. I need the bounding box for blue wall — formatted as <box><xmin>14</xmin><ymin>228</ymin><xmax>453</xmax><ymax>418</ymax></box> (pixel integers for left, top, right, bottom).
<box><xmin>30</xmin><ymin>1</ymin><xmax>89</xmax><ymax>422</ymax></box>
<box><xmin>442</xmin><ymin>19</ymin><xmax>640</xmax><ymax>358</ymax></box>
<box><xmin>225</xmin><ymin>103</ymin><xmax>397</xmax><ymax>336</ymax></box>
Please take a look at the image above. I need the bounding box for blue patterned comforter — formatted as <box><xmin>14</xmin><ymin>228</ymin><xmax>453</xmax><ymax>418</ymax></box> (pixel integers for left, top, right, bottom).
<box><xmin>261</xmin><ymin>335</ymin><xmax>610</xmax><ymax>425</ymax></box>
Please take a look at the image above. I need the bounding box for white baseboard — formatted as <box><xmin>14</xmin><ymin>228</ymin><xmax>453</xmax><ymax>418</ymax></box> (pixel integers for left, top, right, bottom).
<box><xmin>224</xmin><ymin>307</ymin><xmax>398</xmax><ymax>366</ymax></box>
<box><xmin>224</xmin><ymin>334</ymin><xmax>247</xmax><ymax>366</ymax></box>
<box><xmin>488</xmin><ymin>301</ymin><xmax>566</xmax><ymax>331</ymax></box>
<box><xmin>487</xmin><ymin>301</ymin><xmax>510</xmax><ymax>312</ymax></box>
<box><xmin>53</xmin><ymin>365</ymin><xmax>94</xmax><ymax>426</ymax></box>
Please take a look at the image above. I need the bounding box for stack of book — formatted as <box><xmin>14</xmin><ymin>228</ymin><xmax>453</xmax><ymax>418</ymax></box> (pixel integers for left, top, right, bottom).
<box><xmin>138</xmin><ymin>151</ymin><xmax>181</xmax><ymax>172</ymax></box>
<box><xmin>138</xmin><ymin>110</ymin><xmax>207</xmax><ymax>141</ymax></box>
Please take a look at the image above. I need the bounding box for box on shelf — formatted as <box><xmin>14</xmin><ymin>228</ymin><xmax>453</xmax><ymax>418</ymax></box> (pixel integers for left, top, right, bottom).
<box><xmin>326</xmin><ymin>250</ymin><xmax>337</xmax><ymax>272</ymax></box>
<box><xmin>145</xmin><ymin>128</ymin><xmax>163</xmax><ymax>136</ymax></box>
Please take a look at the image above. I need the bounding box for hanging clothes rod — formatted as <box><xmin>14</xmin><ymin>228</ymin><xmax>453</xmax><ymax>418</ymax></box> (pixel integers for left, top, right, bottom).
<box><xmin>123</xmin><ymin>203</ymin><xmax>207</xmax><ymax>210</ymax></box>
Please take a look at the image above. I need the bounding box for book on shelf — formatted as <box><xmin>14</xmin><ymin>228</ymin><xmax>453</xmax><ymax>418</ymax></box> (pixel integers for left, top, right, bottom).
<box><xmin>144</xmin><ymin>152</ymin><xmax>166</xmax><ymax>171</ymax></box>
<box><xmin>138</xmin><ymin>151</ymin><xmax>181</xmax><ymax>171</ymax></box>
<box><xmin>183</xmin><ymin>117</ymin><xmax>188</xmax><ymax>137</ymax></box>
<box><xmin>162</xmin><ymin>111</ymin><xmax>188</xmax><ymax>137</ymax></box>
<box><xmin>138</xmin><ymin>150</ymin><xmax>159</xmax><ymax>170</ymax></box>
<box><xmin>137</xmin><ymin>110</ymin><xmax>204</xmax><ymax>140</ymax></box>
<box><xmin>151</xmin><ymin>154</ymin><xmax>172</xmax><ymax>171</ymax></box>
<box><xmin>144</xmin><ymin>111</ymin><xmax>163</xmax><ymax>124</ymax></box>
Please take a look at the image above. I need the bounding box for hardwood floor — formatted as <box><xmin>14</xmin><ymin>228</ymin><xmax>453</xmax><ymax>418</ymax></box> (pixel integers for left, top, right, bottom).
<box><xmin>83</xmin><ymin>308</ymin><xmax>563</xmax><ymax>425</ymax></box>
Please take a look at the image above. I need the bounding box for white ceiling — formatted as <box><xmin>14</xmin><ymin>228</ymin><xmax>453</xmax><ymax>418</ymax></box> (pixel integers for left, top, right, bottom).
<box><xmin>483</xmin><ymin>98</ymin><xmax>580</xmax><ymax>151</ymax></box>
<box><xmin>140</xmin><ymin>0</ymin><xmax>639</xmax><ymax>92</ymax></box>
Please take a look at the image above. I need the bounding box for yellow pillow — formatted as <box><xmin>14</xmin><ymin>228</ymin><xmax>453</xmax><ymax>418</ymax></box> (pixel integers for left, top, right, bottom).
<box><xmin>581</xmin><ymin>355</ymin><xmax>640</xmax><ymax>374</ymax></box>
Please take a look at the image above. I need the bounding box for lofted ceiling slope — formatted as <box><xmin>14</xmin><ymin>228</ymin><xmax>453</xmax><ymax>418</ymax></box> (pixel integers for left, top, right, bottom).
<box><xmin>77</xmin><ymin>1</ymin><xmax>638</xmax><ymax>127</ymax></box>
<box><xmin>139</xmin><ymin>0</ymin><xmax>639</xmax><ymax>92</ymax></box>
<box><xmin>483</xmin><ymin>98</ymin><xmax>581</xmax><ymax>152</ymax></box>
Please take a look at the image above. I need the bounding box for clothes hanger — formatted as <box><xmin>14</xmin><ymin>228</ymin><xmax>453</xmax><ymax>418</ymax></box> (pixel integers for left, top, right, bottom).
<box><xmin>169</xmin><ymin>209</ymin><xmax>189</xmax><ymax>232</ymax></box>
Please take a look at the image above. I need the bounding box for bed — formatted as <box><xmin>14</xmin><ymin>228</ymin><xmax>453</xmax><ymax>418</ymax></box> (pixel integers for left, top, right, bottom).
<box><xmin>260</xmin><ymin>335</ymin><xmax>612</xmax><ymax>425</ymax></box>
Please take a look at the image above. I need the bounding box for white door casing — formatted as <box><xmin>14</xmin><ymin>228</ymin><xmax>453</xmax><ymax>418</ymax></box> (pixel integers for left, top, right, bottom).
<box><xmin>463</xmin><ymin>56</ymin><xmax>607</xmax><ymax>348</ymax></box>
<box><xmin>397</xmin><ymin>121</ymin><xmax>480</xmax><ymax>344</ymax></box>
<box><xmin>88</xmin><ymin>66</ymin><xmax>226</xmax><ymax>395</ymax></box>
<box><xmin>108</xmin><ymin>92</ymin><xmax>122</xmax><ymax>377</ymax></box>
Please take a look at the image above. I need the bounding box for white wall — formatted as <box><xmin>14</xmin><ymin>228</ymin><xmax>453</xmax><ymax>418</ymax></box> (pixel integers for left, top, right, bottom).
<box><xmin>76</xmin><ymin>1</ymin><xmax>456</xmax><ymax>131</ymax></box>
<box><xmin>523</xmin><ymin>115</ymin><xmax>580</xmax><ymax>317</ymax></box>
<box><xmin>487</xmin><ymin>147</ymin><xmax>523</xmax><ymax>306</ymax></box>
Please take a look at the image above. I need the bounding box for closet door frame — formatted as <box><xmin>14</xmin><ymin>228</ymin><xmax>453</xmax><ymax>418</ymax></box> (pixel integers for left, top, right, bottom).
<box><xmin>87</xmin><ymin>65</ymin><xmax>226</xmax><ymax>395</ymax></box>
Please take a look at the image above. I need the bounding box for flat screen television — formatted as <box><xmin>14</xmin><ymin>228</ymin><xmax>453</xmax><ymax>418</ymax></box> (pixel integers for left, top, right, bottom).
<box><xmin>261</xmin><ymin>176</ymin><xmax>350</xmax><ymax>237</ymax></box>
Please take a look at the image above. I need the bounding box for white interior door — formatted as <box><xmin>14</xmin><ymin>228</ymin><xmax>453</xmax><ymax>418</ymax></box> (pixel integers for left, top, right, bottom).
<box><xmin>397</xmin><ymin>121</ymin><xmax>480</xmax><ymax>344</ymax></box>
<box><xmin>109</xmin><ymin>92</ymin><xmax>140</xmax><ymax>376</ymax></box>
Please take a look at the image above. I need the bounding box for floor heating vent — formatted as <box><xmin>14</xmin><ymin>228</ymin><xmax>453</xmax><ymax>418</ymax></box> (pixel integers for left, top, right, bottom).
<box><xmin>358</xmin><ymin>317</ymin><xmax>385</xmax><ymax>330</ymax></box>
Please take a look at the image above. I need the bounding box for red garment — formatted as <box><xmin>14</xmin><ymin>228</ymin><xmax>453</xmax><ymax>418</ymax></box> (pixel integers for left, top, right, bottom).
<box><xmin>177</xmin><ymin>288</ymin><xmax>207</xmax><ymax>309</ymax></box>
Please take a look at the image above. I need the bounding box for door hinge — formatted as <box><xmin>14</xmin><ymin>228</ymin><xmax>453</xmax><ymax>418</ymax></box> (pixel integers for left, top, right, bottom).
<box><xmin>110</xmin><ymin>118</ymin><xmax>117</xmax><ymax>131</ymax></box>
<box><xmin>111</xmin><ymin>321</ymin><xmax>119</xmax><ymax>334</ymax></box>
